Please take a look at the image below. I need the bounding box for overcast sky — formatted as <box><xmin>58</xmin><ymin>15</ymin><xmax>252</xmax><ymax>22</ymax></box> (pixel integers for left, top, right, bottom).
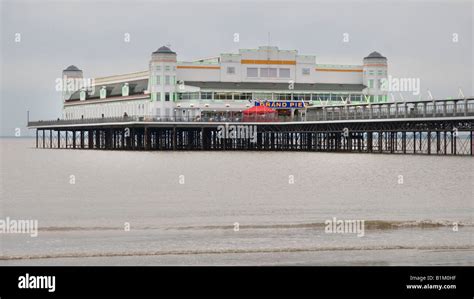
<box><xmin>0</xmin><ymin>0</ymin><xmax>472</xmax><ymax>136</ymax></box>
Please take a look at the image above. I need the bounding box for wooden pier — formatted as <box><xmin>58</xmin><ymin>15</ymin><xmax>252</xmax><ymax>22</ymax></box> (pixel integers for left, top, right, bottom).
<box><xmin>28</xmin><ymin>98</ymin><xmax>474</xmax><ymax>156</ymax></box>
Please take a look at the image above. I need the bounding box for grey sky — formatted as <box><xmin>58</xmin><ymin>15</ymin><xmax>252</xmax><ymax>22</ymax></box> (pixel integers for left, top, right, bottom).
<box><xmin>1</xmin><ymin>0</ymin><xmax>472</xmax><ymax>136</ymax></box>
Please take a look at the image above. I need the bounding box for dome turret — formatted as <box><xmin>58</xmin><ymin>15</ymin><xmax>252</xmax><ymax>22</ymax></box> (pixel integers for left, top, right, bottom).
<box><xmin>364</xmin><ymin>51</ymin><xmax>386</xmax><ymax>60</ymax></box>
<box><xmin>63</xmin><ymin>65</ymin><xmax>82</xmax><ymax>72</ymax></box>
<box><xmin>152</xmin><ymin>46</ymin><xmax>176</xmax><ymax>55</ymax></box>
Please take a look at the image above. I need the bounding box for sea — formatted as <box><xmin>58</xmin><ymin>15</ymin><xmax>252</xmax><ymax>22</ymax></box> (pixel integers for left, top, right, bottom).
<box><xmin>0</xmin><ymin>138</ymin><xmax>472</xmax><ymax>265</ymax></box>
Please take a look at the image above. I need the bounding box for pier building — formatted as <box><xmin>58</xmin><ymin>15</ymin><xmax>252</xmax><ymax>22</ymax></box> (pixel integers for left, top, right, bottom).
<box><xmin>62</xmin><ymin>46</ymin><xmax>388</xmax><ymax>121</ymax></box>
<box><xmin>28</xmin><ymin>45</ymin><xmax>473</xmax><ymax>156</ymax></box>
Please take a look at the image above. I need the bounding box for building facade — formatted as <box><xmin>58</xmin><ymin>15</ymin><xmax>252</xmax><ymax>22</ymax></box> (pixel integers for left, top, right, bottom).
<box><xmin>62</xmin><ymin>46</ymin><xmax>388</xmax><ymax>121</ymax></box>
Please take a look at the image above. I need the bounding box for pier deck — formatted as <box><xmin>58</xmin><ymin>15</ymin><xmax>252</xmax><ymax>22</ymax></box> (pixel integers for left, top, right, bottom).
<box><xmin>28</xmin><ymin>98</ymin><xmax>474</xmax><ymax>156</ymax></box>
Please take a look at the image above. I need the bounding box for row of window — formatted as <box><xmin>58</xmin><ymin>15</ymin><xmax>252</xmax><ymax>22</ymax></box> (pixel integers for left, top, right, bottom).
<box><xmin>366</xmin><ymin>94</ymin><xmax>389</xmax><ymax>102</ymax></box>
<box><xmin>176</xmin><ymin>92</ymin><xmax>373</xmax><ymax>102</ymax></box>
<box><xmin>87</xmin><ymin>90</ymin><xmax>386</xmax><ymax>103</ymax></box>
<box><xmin>366</xmin><ymin>70</ymin><xmax>387</xmax><ymax>76</ymax></box>
<box><xmin>152</xmin><ymin>64</ymin><xmax>384</xmax><ymax>76</ymax></box>
<box><xmin>228</xmin><ymin>67</ymin><xmax>311</xmax><ymax>77</ymax></box>
<box><xmin>246</xmin><ymin>67</ymin><xmax>291</xmax><ymax>78</ymax></box>
<box><xmin>154</xmin><ymin>65</ymin><xmax>176</xmax><ymax>71</ymax></box>
<box><xmin>78</xmin><ymin>79</ymin><xmax>384</xmax><ymax>102</ymax></box>
<box><xmin>64</xmin><ymin>102</ymin><xmax>150</xmax><ymax>119</ymax></box>
<box><xmin>79</xmin><ymin>84</ymin><xmax>131</xmax><ymax>101</ymax></box>
<box><xmin>367</xmin><ymin>79</ymin><xmax>385</xmax><ymax>89</ymax></box>
<box><xmin>151</xmin><ymin>92</ymin><xmax>177</xmax><ymax>101</ymax></box>
<box><xmin>152</xmin><ymin>75</ymin><xmax>176</xmax><ymax>86</ymax></box>
<box><xmin>178</xmin><ymin>92</ymin><xmax>253</xmax><ymax>100</ymax></box>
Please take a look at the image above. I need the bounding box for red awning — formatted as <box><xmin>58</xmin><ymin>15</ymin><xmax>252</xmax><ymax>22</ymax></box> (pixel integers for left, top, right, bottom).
<box><xmin>242</xmin><ymin>105</ymin><xmax>276</xmax><ymax>115</ymax></box>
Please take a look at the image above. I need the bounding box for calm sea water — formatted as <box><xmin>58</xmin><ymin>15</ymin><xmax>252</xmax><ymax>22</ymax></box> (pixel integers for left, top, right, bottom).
<box><xmin>0</xmin><ymin>138</ymin><xmax>473</xmax><ymax>265</ymax></box>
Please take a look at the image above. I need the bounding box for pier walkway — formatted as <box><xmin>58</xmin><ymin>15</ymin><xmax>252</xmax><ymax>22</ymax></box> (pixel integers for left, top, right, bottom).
<box><xmin>28</xmin><ymin>98</ymin><xmax>474</xmax><ymax>156</ymax></box>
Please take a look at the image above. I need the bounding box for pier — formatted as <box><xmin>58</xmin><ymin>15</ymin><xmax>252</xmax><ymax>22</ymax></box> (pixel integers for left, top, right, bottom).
<box><xmin>28</xmin><ymin>98</ymin><xmax>474</xmax><ymax>155</ymax></box>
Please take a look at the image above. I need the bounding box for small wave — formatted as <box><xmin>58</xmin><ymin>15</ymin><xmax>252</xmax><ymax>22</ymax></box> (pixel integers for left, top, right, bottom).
<box><xmin>172</xmin><ymin>220</ymin><xmax>473</xmax><ymax>231</ymax></box>
<box><xmin>41</xmin><ymin>226</ymin><xmax>122</xmax><ymax>232</ymax></box>
<box><xmin>1</xmin><ymin>245</ymin><xmax>473</xmax><ymax>261</ymax></box>
<box><xmin>37</xmin><ymin>220</ymin><xmax>473</xmax><ymax>232</ymax></box>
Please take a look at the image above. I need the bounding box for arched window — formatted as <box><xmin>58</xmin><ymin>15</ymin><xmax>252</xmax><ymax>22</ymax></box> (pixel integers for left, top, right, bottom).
<box><xmin>100</xmin><ymin>86</ymin><xmax>107</xmax><ymax>99</ymax></box>
<box><xmin>80</xmin><ymin>89</ymin><xmax>86</xmax><ymax>101</ymax></box>
<box><xmin>122</xmin><ymin>83</ymin><xmax>129</xmax><ymax>97</ymax></box>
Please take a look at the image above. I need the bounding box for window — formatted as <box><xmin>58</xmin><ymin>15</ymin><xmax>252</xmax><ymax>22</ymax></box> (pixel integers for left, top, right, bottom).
<box><xmin>233</xmin><ymin>93</ymin><xmax>252</xmax><ymax>100</ymax></box>
<box><xmin>165</xmin><ymin>75</ymin><xmax>170</xmax><ymax>85</ymax></box>
<box><xmin>165</xmin><ymin>66</ymin><xmax>171</xmax><ymax>71</ymax></box>
<box><xmin>201</xmin><ymin>92</ymin><xmax>213</xmax><ymax>100</ymax></box>
<box><xmin>165</xmin><ymin>92</ymin><xmax>170</xmax><ymax>101</ymax></box>
<box><xmin>293</xmin><ymin>94</ymin><xmax>310</xmax><ymax>101</ymax></box>
<box><xmin>302</xmin><ymin>68</ymin><xmax>310</xmax><ymax>75</ymax></box>
<box><xmin>368</xmin><ymin>79</ymin><xmax>374</xmax><ymax>88</ymax></box>
<box><xmin>279</xmin><ymin>68</ymin><xmax>290</xmax><ymax>78</ymax></box>
<box><xmin>79</xmin><ymin>90</ymin><xmax>86</xmax><ymax>101</ymax></box>
<box><xmin>155</xmin><ymin>66</ymin><xmax>161</xmax><ymax>71</ymax></box>
<box><xmin>227</xmin><ymin>67</ymin><xmax>235</xmax><ymax>74</ymax></box>
<box><xmin>247</xmin><ymin>68</ymin><xmax>258</xmax><ymax>77</ymax></box>
<box><xmin>350</xmin><ymin>94</ymin><xmax>362</xmax><ymax>102</ymax></box>
<box><xmin>156</xmin><ymin>76</ymin><xmax>161</xmax><ymax>85</ymax></box>
<box><xmin>378</xmin><ymin>79</ymin><xmax>384</xmax><ymax>89</ymax></box>
<box><xmin>122</xmin><ymin>83</ymin><xmax>129</xmax><ymax>97</ymax></box>
<box><xmin>315</xmin><ymin>94</ymin><xmax>330</xmax><ymax>101</ymax></box>
<box><xmin>276</xmin><ymin>93</ymin><xmax>290</xmax><ymax>101</ymax></box>
<box><xmin>330</xmin><ymin>94</ymin><xmax>341</xmax><ymax>102</ymax></box>
<box><xmin>339</xmin><ymin>94</ymin><xmax>350</xmax><ymax>101</ymax></box>
<box><xmin>178</xmin><ymin>92</ymin><xmax>200</xmax><ymax>100</ymax></box>
<box><xmin>253</xmin><ymin>93</ymin><xmax>272</xmax><ymax>101</ymax></box>
<box><xmin>369</xmin><ymin>70</ymin><xmax>375</xmax><ymax>75</ymax></box>
<box><xmin>261</xmin><ymin>68</ymin><xmax>277</xmax><ymax>77</ymax></box>
<box><xmin>268</xmin><ymin>68</ymin><xmax>277</xmax><ymax>77</ymax></box>
<box><xmin>100</xmin><ymin>87</ymin><xmax>107</xmax><ymax>99</ymax></box>
<box><xmin>377</xmin><ymin>70</ymin><xmax>384</xmax><ymax>75</ymax></box>
<box><xmin>214</xmin><ymin>92</ymin><xmax>233</xmax><ymax>100</ymax></box>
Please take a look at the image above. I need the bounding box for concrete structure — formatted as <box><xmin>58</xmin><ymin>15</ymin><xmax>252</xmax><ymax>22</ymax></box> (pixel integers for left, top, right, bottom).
<box><xmin>62</xmin><ymin>45</ymin><xmax>389</xmax><ymax>121</ymax></box>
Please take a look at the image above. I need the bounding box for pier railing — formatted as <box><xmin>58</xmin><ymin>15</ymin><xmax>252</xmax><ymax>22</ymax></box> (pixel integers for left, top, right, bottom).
<box><xmin>306</xmin><ymin>98</ymin><xmax>474</xmax><ymax>121</ymax></box>
<box><xmin>27</xmin><ymin>115</ymin><xmax>268</xmax><ymax>126</ymax></box>
<box><xmin>28</xmin><ymin>98</ymin><xmax>474</xmax><ymax>127</ymax></box>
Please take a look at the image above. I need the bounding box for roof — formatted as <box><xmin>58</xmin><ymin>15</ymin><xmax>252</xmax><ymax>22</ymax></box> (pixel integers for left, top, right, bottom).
<box><xmin>153</xmin><ymin>46</ymin><xmax>176</xmax><ymax>54</ymax></box>
<box><xmin>185</xmin><ymin>81</ymin><xmax>366</xmax><ymax>92</ymax></box>
<box><xmin>67</xmin><ymin>79</ymin><xmax>148</xmax><ymax>101</ymax></box>
<box><xmin>243</xmin><ymin>105</ymin><xmax>276</xmax><ymax>115</ymax></box>
<box><xmin>64</xmin><ymin>65</ymin><xmax>81</xmax><ymax>72</ymax></box>
<box><xmin>364</xmin><ymin>51</ymin><xmax>386</xmax><ymax>59</ymax></box>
